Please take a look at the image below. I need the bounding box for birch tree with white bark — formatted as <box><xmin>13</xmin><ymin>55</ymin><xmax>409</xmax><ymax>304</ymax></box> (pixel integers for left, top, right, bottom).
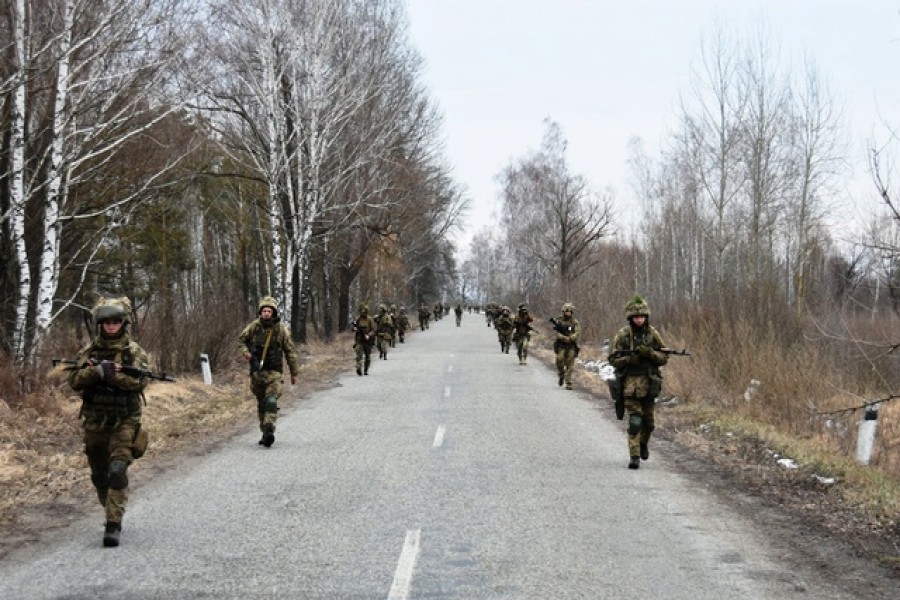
<box><xmin>1</xmin><ymin>0</ymin><xmax>193</xmax><ymax>368</ymax></box>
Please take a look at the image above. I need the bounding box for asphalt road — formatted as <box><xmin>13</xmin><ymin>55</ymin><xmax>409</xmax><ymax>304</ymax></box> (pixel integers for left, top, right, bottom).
<box><xmin>0</xmin><ymin>313</ymin><xmax>860</xmax><ymax>599</ymax></box>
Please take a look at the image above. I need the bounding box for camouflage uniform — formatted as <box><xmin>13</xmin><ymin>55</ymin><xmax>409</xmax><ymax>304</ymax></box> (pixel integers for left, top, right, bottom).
<box><xmin>454</xmin><ymin>304</ymin><xmax>463</xmax><ymax>327</ymax></box>
<box><xmin>375</xmin><ymin>304</ymin><xmax>395</xmax><ymax>359</ymax></box>
<box><xmin>352</xmin><ymin>305</ymin><xmax>376</xmax><ymax>375</ymax></box>
<box><xmin>608</xmin><ymin>295</ymin><xmax>668</xmax><ymax>469</ymax></box>
<box><xmin>396</xmin><ymin>307</ymin><xmax>410</xmax><ymax>343</ymax></box>
<box><xmin>238</xmin><ymin>296</ymin><xmax>300</xmax><ymax>448</ymax></box>
<box><xmin>512</xmin><ymin>304</ymin><xmax>534</xmax><ymax>365</ymax></box>
<box><xmin>553</xmin><ymin>303</ymin><xmax>581</xmax><ymax>390</ymax></box>
<box><xmin>418</xmin><ymin>304</ymin><xmax>430</xmax><ymax>330</ymax></box>
<box><xmin>388</xmin><ymin>305</ymin><xmax>398</xmax><ymax>347</ymax></box>
<box><xmin>494</xmin><ymin>306</ymin><xmax>515</xmax><ymax>353</ymax></box>
<box><xmin>67</xmin><ymin>297</ymin><xmax>151</xmax><ymax>547</ymax></box>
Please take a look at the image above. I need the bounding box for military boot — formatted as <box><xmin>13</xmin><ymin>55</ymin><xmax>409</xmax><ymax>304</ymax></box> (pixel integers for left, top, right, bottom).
<box><xmin>558</xmin><ymin>374</ymin><xmax>564</xmax><ymax>386</ymax></box>
<box><xmin>628</xmin><ymin>456</ymin><xmax>640</xmax><ymax>470</ymax></box>
<box><xmin>640</xmin><ymin>442</ymin><xmax>649</xmax><ymax>460</ymax></box>
<box><xmin>261</xmin><ymin>424</ymin><xmax>275</xmax><ymax>447</ymax></box>
<box><xmin>356</xmin><ymin>366</ymin><xmax>362</xmax><ymax>376</ymax></box>
<box><xmin>103</xmin><ymin>521</ymin><xmax>121</xmax><ymax>547</ymax></box>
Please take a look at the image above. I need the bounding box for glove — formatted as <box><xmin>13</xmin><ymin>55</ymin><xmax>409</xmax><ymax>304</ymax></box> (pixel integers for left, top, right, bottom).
<box><xmin>94</xmin><ymin>361</ymin><xmax>116</xmax><ymax>379</ymax></box>
<box><xmin>636</xmin><ymin>345</ymin><xmax>652</xmax><ymax>358</ymax></box>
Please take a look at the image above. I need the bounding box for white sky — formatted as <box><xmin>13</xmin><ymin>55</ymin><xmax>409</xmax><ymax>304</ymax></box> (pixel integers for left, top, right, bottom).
<box><xmin>405</xmin><ymin>0</ymin><xmax>900</xmax><ymax>255</ymax></box>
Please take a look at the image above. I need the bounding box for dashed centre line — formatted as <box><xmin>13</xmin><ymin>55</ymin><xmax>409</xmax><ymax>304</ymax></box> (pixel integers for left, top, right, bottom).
<box><xmin>387</xmin><ymin>529</ymin><xmax>421</xmax><ymax>600</ymax></box>
<box><xmin>443</xmin><ymin>386</ymin><xmax>451</xmax><ymax>399</ymax></box>
<box><xmin>447</xmin><ymin>365</ymin><xmax>453</xmax><ymax>373</ymax></box>
<box><xmin>433</xmin><ymin>425</ymin><xmax>446</xmax><ymax>448</ymax></box>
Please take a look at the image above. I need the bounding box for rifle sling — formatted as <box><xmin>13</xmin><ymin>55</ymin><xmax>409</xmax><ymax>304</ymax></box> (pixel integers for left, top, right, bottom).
<box><xmin>259</xmin><ymin>328</ymin><xmax>274</xmax><ymax>369</ymax></box>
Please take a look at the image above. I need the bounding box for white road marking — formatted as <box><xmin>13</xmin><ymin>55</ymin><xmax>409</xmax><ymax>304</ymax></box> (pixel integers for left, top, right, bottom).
<box><xmin>447</xmin><ymin>365</ymin><xmax>453</xmax><ymax>373</ymax></box>
<box><xmin>444</xmin><ymin>386</ymin><xmax>451</xmax><ymax>399</ymax></box>
<box><xmin>433</xmin><ymin>425</ymin><xmax>446</xmax><ymax>448</ymax></box>
<box><xmin>387</xmin><ymin>529</ymin><xmax>421</xmax><ymax>600</ymax></box>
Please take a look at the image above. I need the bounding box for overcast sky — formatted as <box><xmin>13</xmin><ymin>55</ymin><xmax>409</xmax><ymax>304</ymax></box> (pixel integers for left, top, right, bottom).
<box><xmin>404</xmin><ymin>0</ymin><xmax>900</xmax><ymax>254</ymax></box>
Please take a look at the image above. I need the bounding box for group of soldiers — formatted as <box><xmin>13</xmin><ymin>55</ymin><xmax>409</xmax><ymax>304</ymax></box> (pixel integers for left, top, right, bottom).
<box><xmin>60</xmin><ymin>291</ymin><xmax>669</xmax><ymax>548</ymax></box>
<box><xmin>484</xmin><ymin>296</ymin><xmax>670</xmax><ymax>472</ymax></box>
<box><xmin>350</xmin><ymin>303</ymin><xmax>412</xmax><ymax>375</ymax></box>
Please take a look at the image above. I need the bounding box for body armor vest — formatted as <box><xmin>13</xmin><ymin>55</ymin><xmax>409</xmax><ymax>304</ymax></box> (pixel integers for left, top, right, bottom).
<box><xmin>250</xmin><ymin>323</ymin><xmax>284</xmax><ymax>372</ymax></box>
<box><xmin>81</xmin><ymin>344</ymin><xmax>142</xmax><ymax>421</ymax></box>
<box><xmin>621</xmin><ymin>327</ymin><xmax>662</xmax><ymax>377</ymax></box>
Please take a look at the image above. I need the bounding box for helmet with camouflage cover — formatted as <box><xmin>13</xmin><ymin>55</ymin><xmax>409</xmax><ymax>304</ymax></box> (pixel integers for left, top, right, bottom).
<box><xmin>93</xmin><ymin>296</ymin><xmax>132</xmax><ymax>326</ymax></box>
<box><xmin>624</xmin><ymin>294</ymin><xmax>650</xmax><ymax>319</ymax></box>
<box><xmin>561</xmin><ymin>302</ymin><xmax>575</xmax><ymax>313</ymax></box>
<box><xmin>358</xmin><ymin>303</ymin><xmax>369</xmax><ymax>315</ymax></box>
<box><xmin>258</xmin><ymin>296</ymin><xmax>279</xmax><ymax>317</ymax></box>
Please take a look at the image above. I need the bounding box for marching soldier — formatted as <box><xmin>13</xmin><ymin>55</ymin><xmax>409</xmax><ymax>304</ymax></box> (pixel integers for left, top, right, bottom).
<box><xmin>552</xmin><ymin>303</ymin><xmax>580</xmax><ymax>389</ymax></box>
<box><xmin>494</xmin><ymin>306</ymin><xmax>515</xmax><ymax>353</ymax></box>
<box><xmin>66</xmin><ymin>297</ymin><xmax>151</xmax><ymax>547</ymax></box>
<box><xmin>608</xmin><ymin>295</ymin><xmax>668</xmax><ymax>469</ymax></box>
<box><xmin>352</xmin><ymin>304</ymin><xmax>376</xmax><ymax>375</ymax></box>
<box><xmin>512</xmin><ymin>303</ymin><xmax>535</xmax><ymax>365</ymax></box>
<box><xmin>375</xmin><ymin>304</ymin><xmax>394</xmax><ymax>359</ymax></box>
<box><xmin>238</xmin><ymin>296</ymin><xmax>300</xmax><ymax>448</ymax></box>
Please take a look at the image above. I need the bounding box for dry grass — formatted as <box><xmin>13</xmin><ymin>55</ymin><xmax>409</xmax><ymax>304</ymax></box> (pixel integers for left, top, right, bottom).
<box><xmin>0</xmin><ymin>334</ymin><xmax>350</xmax><ymax>557</ymax></box>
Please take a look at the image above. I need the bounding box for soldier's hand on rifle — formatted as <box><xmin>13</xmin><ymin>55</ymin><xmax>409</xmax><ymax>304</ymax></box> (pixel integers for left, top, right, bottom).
<box><xmin>637</xmin><ymin>345</ymin><xmax>652</xmax><ymax>358</ymax></box>
<box><xmin>93</xmin><ymin>360</ymin><xmax>118</xmax><ymax>380</ymax></box>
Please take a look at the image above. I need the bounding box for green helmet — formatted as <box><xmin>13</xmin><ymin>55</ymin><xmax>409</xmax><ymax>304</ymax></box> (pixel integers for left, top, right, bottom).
<box><xmin>625</xmin><ymin>294</ymin><xmax>650</xmax><ymax>319</ymax></box>
<box><xmin>561</xmin><ymin>302</ymin><xmax>575</xmax><ymax>313</ymax></box>
<box><xmin>258</xmin><ymin>296</ymin><xmax>279</xmax><ymax>317</ymax></box>
<box><xmin>93</xmin><ymin>296</ymin><xmax>132</xmax><ymax>325</ymax></box>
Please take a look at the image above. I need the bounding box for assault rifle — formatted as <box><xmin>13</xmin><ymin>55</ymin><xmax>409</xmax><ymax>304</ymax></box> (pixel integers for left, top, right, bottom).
<box><xmin>548</xmin><ymin>317</ymin><xmax>575</xmax><ymax>336</ymax></box>
<box><xmin>52</xmin><ymin>358</ymin><xmax>175</xmax><ymax>382</ymax></box>
<box><xmin>245</xmin><ymin>343</ymin><xmax>263</xmax><ymax>375</ymax></box>
<box><xmin>609</xmin><ymin>347</ymin><xmax>692</xmax><ymax>358</ymax></box>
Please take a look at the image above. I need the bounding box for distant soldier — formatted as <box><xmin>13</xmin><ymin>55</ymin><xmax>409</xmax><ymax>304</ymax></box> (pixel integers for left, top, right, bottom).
<box><xmin>66</xmin><ymin>296</ymin><xmax>151</xmax><ymax>547</ymax></box>
<box><xmin>238</xmin><ymin>296</ymin><xmax>300</xmax><ymax>448</ymax></box>
<box><xmin>608</xmin><ymin>295</ymin><xmax>668</xmax><ymax>470</ymax></box>
<box><xmin>375</xmin><ymin>304</ymin><xmax>395</xmax><ymax>359</ymax></box>
<box><xmin>512</xmin><ymin>303</ymin><xmax>535</xmax><ymax>365</ymax></box>
<box><xmin>454</xmin><ymin>303</ymin><xmax>463</xmax><ymax>327</ymax></box>
<box><xmin>389</xmin><ymin>304</ymin><xmax>398</xmax><ymax>348</ymax></box>
<box><xmin>552</xmin><ymin>302</ymin><xmax>580</xmax><ymax>389</ymax></box>
<box><xmin>396</xmin><ymin>306</ymin><xmax>410</xmax><ymax>343</ymax></box>
<box><xmin>352</xmin><ymin>304</ymin><xmax>376</xmax><ymax>375</ymax></box>
<box><xmin>495</xmin><ymin>306</ymin><xmax>515</xmax><ymax>353</ymax></box>
<box><xmin>433</xmin><ymin>302</ymin><xmax>443</xmax><ymax>321</ymax></box>
<box><xmin>418</xmin><ymin>303</ymin><xmax>430</xmax><ymax>330</ymax></box>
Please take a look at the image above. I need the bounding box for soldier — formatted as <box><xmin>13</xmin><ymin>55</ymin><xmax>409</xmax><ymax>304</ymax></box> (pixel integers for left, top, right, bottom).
<box><xmin>608</xmin><ymin>295</ymin><xmax>668</xmax><ymax>470</ymax></box>
<box><xmin>418</xmin><ymin>303</ymin><xmax>430</xmax><ymax>330</ymax></box>
<box><xmin>238</xmin><ymin>296</ymin><xmax>300</xmax><ymax>448</ymax></box>
<box><xmin>552</xmin><ymin>302</ymin><xmax>581</xmax><ymax>389</ymax></box>
<box><xmin>396</xmin><ymin>306</ymin><xmax>410</xmax><ymax>343</ymax></box>
<box><xmin>66</xmin><ymin>297</ymin><xmax>151</xmax><ymax>547</ymax></box>
<box><xmin>375</xmin><ymin>304</ymin><xmax>394</xmax><ymax>359</ymax></box>
<box><xmin>454</xmin><ymin>303</ymin><xmax>463</xmax><ymax>327</ymax></box>
<box><xmin>512</xmin><ymin>303</ymin><xmax>535</xmax><ymax>365</ymax></box>
<box><xmin>352</xmin><ymin>304</ymin><xmax>376</xmax><ymax>375</ymax></box>
<box><xmin>494</xmin><ymin>306</ymin><xmax>515</xmax><ymax>353</ymax></box>
<box><xmin>388</xmin><ymin>304</ymin><xmax>398</xmax><ymax>348</ymax></box>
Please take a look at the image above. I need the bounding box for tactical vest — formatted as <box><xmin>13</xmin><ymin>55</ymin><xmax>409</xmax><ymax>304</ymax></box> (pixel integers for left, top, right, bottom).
<box><xmin>619</xmin><ymin>326</ymin><xmax>663</xmax><ymax>378</ymax></box>
<box><xmin>81</xmin><ymin>344</ymin><xmax>142</xmax><ymax>422</ymax></box>
<box><xmin>249</xmin><ymin>323</ymin><xmax>284</xmax><ymax>372</ymax></box>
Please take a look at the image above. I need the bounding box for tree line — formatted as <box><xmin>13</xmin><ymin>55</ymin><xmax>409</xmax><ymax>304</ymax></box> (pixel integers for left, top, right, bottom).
<box><xmin>1</xmin><ymin>0</ymin><xmax>464</xmax><ymax>382</ymax></box>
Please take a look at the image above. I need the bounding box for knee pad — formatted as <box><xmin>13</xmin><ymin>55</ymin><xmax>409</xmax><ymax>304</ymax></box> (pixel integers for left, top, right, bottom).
<box><xmin>108</xmin><ymin>460</ymin><xmax>129</xmax><ymax>490</ymax></box>
<box><xmin>628</xmin><ymin>414</ymin><xmax>643</xmax><ymax>436</ymax></box>
<box><xmin>265</xmin><ymin>395</ymin><xmax>278</xmax><ymax>413</ymax></box>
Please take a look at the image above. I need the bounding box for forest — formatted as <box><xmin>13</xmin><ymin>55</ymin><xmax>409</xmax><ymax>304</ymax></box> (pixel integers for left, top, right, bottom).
<box><xmin>1</xmin><ymin>2</ymin><xmax>898</xmax><ymax>478</ymax></box>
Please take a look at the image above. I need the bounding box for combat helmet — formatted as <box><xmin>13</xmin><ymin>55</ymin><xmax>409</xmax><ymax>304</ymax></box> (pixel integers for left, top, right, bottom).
<box><xmin>624</xmin><ymin>294</ymin><xmax>650</xmax><ymax>319</ymax></box>
<box><xmin>93</xmin><ymin>296</ymin><xmax>132</xmax><ymax>327</ymax></box>
<box><xmin>561</xmin><ymin>302</ymin><xmax>575</xmax><ymax>313</ymax></box>
<box><xmin>258</xmin><ymin>296</ymin><xmax>279</xmax><ymax>317</ymax></box>
<box><xmin>358</xmin><ymin>303</ymin><xmax>369</xmax><ymax>315</ymax></box>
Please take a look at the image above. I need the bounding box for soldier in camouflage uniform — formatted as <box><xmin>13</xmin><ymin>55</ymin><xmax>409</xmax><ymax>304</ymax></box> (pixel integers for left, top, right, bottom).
<box><xmin>375</xmin><ymin>303</ymin><xmax>395</xmax><ymax>359</ymax></box>
<box><xmin>389</xmin><ymin>305</ymin><xmax>398</xmax><ymax>347</ymax></box>
<box><xmin>418</xmin><ymin>303</ymin><xmax>430</xmax><ymax>330</ymax></box>
<box><xmin>396</xmin><ymin>306</ymin><xmax>410</xmax><ymax>343</ymax></box>
<box><xmin>553</xmin><ymin>303</ymin><xmax>581</xmax><ymax>389</ymax></box>
<box><xmin>352</xmin><ymin>304</ymin><xmax>376</xmax><ymax>375</ymax></box>
<box><xmin>608</xmin><ymin>295</ymin><xmax>668</xmax><ymax>469</ymax></box>
<box><xmin>454</xmin><ymin>304</ymin><xmax>463</xmax><ymax>327</ymax></box>
<box><xmin>67</xmin><ymin>297</ymin><xmax>151</xmax><ymax>547</ymax></box>
<box><xmin>238</xmin><ymin>296</ymin><xmax>300</xmax><ymax>448</ymax></box>
<box><xmin>512</xmin><ymin>303</ymin><xmax>534</xmax><ymax>365</ymax></box>
<box><xmin>494</xmin><ymin>306</ymin><xmax>515</xmax><ymax>353</ymax></box>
